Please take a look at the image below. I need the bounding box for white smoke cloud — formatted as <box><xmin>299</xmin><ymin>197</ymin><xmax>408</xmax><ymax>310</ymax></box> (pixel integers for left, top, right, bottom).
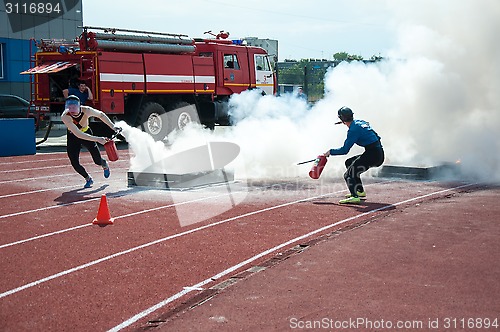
<box><xmin>122</xmin><ymin>0</ymin><xmax>499</xmax><ymax>182</ymax></box>
<box><xmin>224</xmin><ymin>0</ymin><xmax>500</xmax><ymax>181</ymax></box>
<box><xmin>225</xmin><ymin>91</ymin><xmax>343</xmax><ymax>178</ymax></box>
<box><xmin>322</xmin><ymin>0</ymin><xmax>500</xmax><ymax>180</ymax></box>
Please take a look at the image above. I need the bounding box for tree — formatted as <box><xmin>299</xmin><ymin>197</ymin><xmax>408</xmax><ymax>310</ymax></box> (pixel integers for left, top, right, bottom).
<box><xmin>333</xmin><ymin>52</ymin><xmax>349</xmax><ymax>61</ymax></box>
<box><xmin>333</xmin><ymin>52</ymin><xmax>363</xmax><ymax>62</ymax></box>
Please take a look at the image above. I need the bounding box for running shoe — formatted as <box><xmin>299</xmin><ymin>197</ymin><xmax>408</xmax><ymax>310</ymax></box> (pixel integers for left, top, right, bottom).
<box><xmin>345</xmin><ymin>191</ymin><xmax>366</xmax><ymax>198</ymax></box>
<box><xmin>102</xmin><ymin>160</ymin><xmax>110</xmax><ymax>178</ymax></box>
<box><xmin>84</xmin><ymin>177</ymin><xmax>94</xmax><ymax>188</ymax></box>
<box><xmin>339</xmin><ymin>196</ymin><xmax>361</xmax><ymax>204</ymax></box>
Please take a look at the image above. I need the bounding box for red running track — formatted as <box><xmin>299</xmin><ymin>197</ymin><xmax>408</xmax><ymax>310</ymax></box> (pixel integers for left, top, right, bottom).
<box><xmin>0</xmin><ymin>149</ymin><xmax>485</xmax><ymax>331</ymax></box>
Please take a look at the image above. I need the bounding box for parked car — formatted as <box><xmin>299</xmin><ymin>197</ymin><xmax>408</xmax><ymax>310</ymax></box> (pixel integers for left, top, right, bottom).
<box><xmin>0</xmin><ymin>94</ymin><xmax>45</xmax><ymax>130</ymax></box>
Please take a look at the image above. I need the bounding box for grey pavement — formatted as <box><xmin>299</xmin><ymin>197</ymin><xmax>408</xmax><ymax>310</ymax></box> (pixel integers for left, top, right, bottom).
<box><xmin>35</xmin><ymin>125</ymin><xmax>68</xmax><ymax>153</ymax></box>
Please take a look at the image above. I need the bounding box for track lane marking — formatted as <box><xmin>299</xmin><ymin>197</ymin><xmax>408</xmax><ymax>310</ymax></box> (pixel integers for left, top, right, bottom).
<box><xmin>1</xmin><ymin>164</ymin><xmax>79</xmax><ymax>173</ymax></box>
<box><xmin>0</xmin><ymin>166</ymin><xmax>130</xmax><ymax>185</ymax></box>
<box><xmin>0</xmin><ymin>157</ymin><xmax>68</xmax><ymax>165</ymax></box>
<box><xmin>0</xmin><ymin>160</ymin><xmax>130</xmax><ymax>174</ymax></box>
<box><xmin>0</xmin><ymin>184</ymin><xmax>85</xmax><ymax>199</ymax></box>
<box><xmin>0</xmin><ymin>178</ymin><xmax>126</xmax><ymax>220</ymax></box>
<box><xmin>0</xmin><ymin>196</ymin><xmax>103</xmax><ymax>220</ymax></box>
<box><xmin>108</xmin><ymin>182</ymin><xmax>477</xmax><ymax>331</ymax></box>
<box><xmin>0</xmin><ymin>174</ymin><xmax>130</xmax><ymax>200</ymax></box>
<box><xmin>0</xmin><ymin>190</ymin><xmax>243</xmax><ymax>249</ymax></box>
<box><xmin>0</xmin><ymin>173</ymin><xmax>83</xmax><ymax>184</ymax></box>
<box><xmin>0</xmin><ymin>179</ymin><xmax>326</xmax><ymax>245</ymax></box>
<box><xmin>0</xmin><ymin>181</ymin><xmax>472</xmax><ymax>302</ymax></box>
<box><xmin>0</xmin><ymin>160</ymin><xmax>129</xmax><ymax>174</ymax></box>
<box><xmin>0</xmin><ymin>178</ymin><xmax>317</xmax><ymax>248</ymax></box>
<box><xmin>0</xmin><ymin>186</ymin><xmax>349</xmax><ymax>299</ymax></box>
<box><xmin>0</xmin><ymin>152</ymin><xmax>131</xmax><ymax>167</ymax></box>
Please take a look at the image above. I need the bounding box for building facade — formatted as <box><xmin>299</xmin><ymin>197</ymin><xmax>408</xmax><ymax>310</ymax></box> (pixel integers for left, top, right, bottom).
<box><xmin>244</xmin><ymin>37</ymin><xmax>278</xmax><ymax>68</ymax></box>
<box><xmin>0</xmin><ymin>1</ymin><xmax>83</xmax><ymax>99</ymax></box>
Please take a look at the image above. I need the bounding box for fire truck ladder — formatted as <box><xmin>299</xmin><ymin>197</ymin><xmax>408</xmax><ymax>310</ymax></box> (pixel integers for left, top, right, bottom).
<box><xmin>25</xmin><ymin>38</ymin><xmax>53</xmax><ymax>146</ymax></box>
<box><xmin>79</xmin><ymin>26</ymin><xmax>196</xmax><ymax>53</ymax></box>
<box><xmin>30</xmin><ymin>39</ymin><xmax>79</xmax><ymax>145</ymax></box>
<box><xmin>27</xmin><ymin>38</ymin><xmax>38</xmax><ymax>118</ymax></box>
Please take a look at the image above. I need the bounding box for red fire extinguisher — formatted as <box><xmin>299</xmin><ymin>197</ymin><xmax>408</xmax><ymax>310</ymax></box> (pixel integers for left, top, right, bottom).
<box><xmin>104</xmin><ymin>140</ymin><xmax>118</xmax><ymax>162</ymax></box>
<box><xmin>309</xmin><ymin>155</ymin><xmax>328</xmax><ymax>179</ymax></box>
<box><xmin>104</xmin><ymin>128</ymin><xmax>122</xmax><ymax>162</ymax></box>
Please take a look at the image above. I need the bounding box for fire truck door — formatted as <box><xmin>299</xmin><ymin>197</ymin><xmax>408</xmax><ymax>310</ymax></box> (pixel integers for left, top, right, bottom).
<box><xmin>254</xmin><ymin>54</ymin><xmax>274</xmax><ymax>95</ymax></box>
<box><xmin>222</xmin><ymin>53</ymin><xmax>247</xmax><ymax>94</ymax></box>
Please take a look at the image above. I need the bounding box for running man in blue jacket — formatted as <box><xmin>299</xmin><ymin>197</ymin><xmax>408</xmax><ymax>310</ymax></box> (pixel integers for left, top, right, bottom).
<box><xmin>324</xmin><ymin>107</ymin><xmax>384</xmax><ymax>204</ymax></box>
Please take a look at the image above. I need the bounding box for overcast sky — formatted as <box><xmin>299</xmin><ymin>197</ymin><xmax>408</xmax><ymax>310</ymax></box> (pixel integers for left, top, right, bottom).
<box><xmin>82</xmin><ymin>0</ymin><xmax>396</xmax><ymax>61</ymax></box>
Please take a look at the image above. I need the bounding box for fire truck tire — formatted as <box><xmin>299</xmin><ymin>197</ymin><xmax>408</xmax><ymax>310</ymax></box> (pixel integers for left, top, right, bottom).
<box><xmin>138</xmin><ymin>102</ymin><xmax>169</xmax><ymax>141</ymax></box>
<box><xmin>167</xmin><ymin>102</ymin><xmax>199</xmax><ymax>131</ymax></box>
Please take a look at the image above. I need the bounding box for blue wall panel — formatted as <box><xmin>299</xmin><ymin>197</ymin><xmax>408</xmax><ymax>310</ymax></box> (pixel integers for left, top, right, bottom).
<box><xmin>0</xmin><ymin>118</ymin><xmax>36</xmax><ymax>156</ymax></box>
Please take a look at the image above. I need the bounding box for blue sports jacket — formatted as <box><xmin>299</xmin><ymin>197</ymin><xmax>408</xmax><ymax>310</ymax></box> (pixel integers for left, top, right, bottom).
<box><xmin>329</xmin><ymin>120</ymin><xmax>382</xmax><ymax>156</ymax></box>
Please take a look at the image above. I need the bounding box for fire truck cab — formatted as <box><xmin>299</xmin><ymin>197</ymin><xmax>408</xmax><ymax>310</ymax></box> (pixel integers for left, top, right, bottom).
<box><xmin>22</xmin><ymin>27</ymin><xmax>276</xmax><ymax>140</ymax></box>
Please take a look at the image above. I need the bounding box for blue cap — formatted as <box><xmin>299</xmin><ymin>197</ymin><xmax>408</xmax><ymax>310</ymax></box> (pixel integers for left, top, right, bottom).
<box><xmin>65</xmin><ymin>95</ymin><xmax>81</xmax><ymax>112</ymax></box>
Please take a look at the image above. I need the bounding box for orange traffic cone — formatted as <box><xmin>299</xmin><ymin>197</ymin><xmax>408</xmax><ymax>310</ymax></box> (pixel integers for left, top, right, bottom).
<box><xmin>92</xmin><ymin>194</ymin><xmax>114</xmax><ymax>225</ymax></box>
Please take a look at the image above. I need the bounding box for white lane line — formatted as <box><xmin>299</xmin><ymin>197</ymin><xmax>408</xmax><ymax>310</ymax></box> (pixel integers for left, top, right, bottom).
<box><xmin>0</xmin><ymin>182</ymin><xmax>474</xmax><ymax>301</ymax></box>
<box><xmin>0</xmin><ymin>173</ymin><xmax>78</xmax><ymax>184</ymax></box>
<box><xmin>0</xmin><ymin>164</ymin><xmax>131</xmax><ymax>184</ymax></box>
<box><xmin>0</xmin><ymin>157</ymin><xmax>67</xmax><ymax>165</ymax></box>
<box><xmin>0</xmin><ymin>224</ymin><xmax>90</xmax><ymax>250</ymax></box>
<box><xmin>0</xmin><ymin>152</ymin><xmax>131</xmax><ymax>167</ymax></box>
<box><xmin>0</xmin><ymin>178</ymin><xmax>295</xmax><ymax>247</ymax></box>
<box><xmin>0</xmin><ymin>196</ymin><xmax>103</xmax><ymax>220</ymax></box>
<box><xmin>183</xmin><ymin>287</ymin><xmax>204</xmax><ymax>291</ymax></box>
<box><xmin>0</xmin><ymin>187</ymin><xmax>348</xmax><ymax>299</ymax></box>
<box><xmin>0</xmin><ymin>178</ymin><xmax>124</xmax><ymax>221</ymax></box>
<box><xmin>108</xmin><ymin>182</ymin><xmax>477</xmax><ymax>331</ymax></box>
<box><xmin>0</xmin><ymin>190</ymin><xmax>243</xmax><ymax>249</ymax></box>
<box><xmin>0</xmin><ymin>175</ymin><xmax>127</xmax><ymax>200</ymax></box>
<box><xmin>0</xmin><ymin>177</ymin><xmax>314</xmax><ymax>248</ymax></box>
<box><xmin>0</xmin><ymin>177</ymin><xmax>339</xmax><ymax>248</ymax></box>
<box><xmin>0</xmin><ymin>160</ymin><xmax>129</xmax><ymax>174</ymax></box>
<box><xmin>0</xmin><ymin>165</ymin><xmax>73</xmax><ymax>173</ymax></box>
<box><xmin>0</xmin><ymin>184</ymin><xmax>82</xmax><ymax>199</ymax></box>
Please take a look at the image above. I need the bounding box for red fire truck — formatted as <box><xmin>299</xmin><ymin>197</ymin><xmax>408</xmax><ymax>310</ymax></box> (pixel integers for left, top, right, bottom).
<box><xmin>22</xmin><ymin>27</ymin><xmax>276</xmax><ymax>140</ymax></box>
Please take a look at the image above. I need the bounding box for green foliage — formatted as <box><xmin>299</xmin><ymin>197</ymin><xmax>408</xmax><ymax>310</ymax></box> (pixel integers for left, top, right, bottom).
<box><xmin>333</xmin><ymin>52</ymin><xmax>349</xmax><ymax>61</ymax></box>
<box><xmin>333</xmin><ymin>52</ymin><xmax>364</xmax><ymax>61</ymax></box>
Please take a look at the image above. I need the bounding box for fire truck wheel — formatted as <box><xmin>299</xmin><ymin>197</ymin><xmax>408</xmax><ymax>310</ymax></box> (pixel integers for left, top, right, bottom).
<box><xmin>138</xmin><ymin>102</ymin><xmax>169</xmax><ymax>141</ymax></box>
<box><xmin>168</xmin><ymin>102</ymin><xmax>199</xmax><ymax>131</ymax></box>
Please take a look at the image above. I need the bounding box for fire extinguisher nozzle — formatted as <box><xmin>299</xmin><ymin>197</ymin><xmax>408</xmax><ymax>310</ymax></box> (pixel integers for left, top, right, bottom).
<box><xmin>296</xmin><ymin>158</ymin><xmax>316</xmax><ymax>166</ymax></box>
